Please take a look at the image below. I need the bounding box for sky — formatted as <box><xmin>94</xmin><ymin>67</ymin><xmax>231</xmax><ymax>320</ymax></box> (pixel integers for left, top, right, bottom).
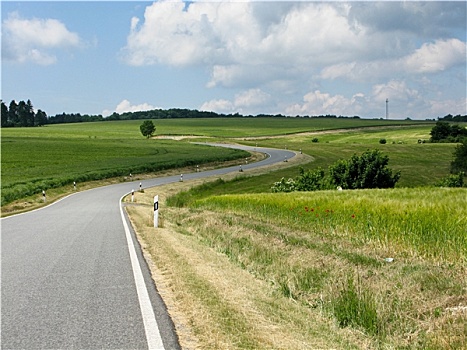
<box><xmin>1</xmin><ymin>1</ymin><xmax>466</xmax><ymax>120</ymax></box>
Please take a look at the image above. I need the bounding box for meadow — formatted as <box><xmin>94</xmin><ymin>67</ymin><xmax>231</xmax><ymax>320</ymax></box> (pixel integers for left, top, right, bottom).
<box><xmin>1</xmin><ymin>121</ymin><xmax>253</xmax><ymax>206</ymax></box>
<box><xmin>1</xmin><ymin>118</ymin><xmax>434</xmax><ymax>207</ymax></box>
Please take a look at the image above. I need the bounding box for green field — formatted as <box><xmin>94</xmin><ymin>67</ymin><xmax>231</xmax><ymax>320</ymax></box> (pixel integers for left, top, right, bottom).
<box><xmin>241</xmin><ymin>125</ymin><xmax>456</xmax><ymax>188</ymax></box>
<box><xmin>1</xmin><ymin>118</ymin><xmax>438</xmax><ymax>207</ymax></box>
<box><xmin>1</xmin><ymin>120</ymin><xmax>256</xmax><ymax>205</ymax></box>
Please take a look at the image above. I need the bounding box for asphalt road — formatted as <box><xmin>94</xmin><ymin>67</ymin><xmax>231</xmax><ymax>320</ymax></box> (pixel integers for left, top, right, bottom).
<box><xmin>1</xmin><ymin>144</ymin><xmax>295</xmax><ymax>349</ymax></box>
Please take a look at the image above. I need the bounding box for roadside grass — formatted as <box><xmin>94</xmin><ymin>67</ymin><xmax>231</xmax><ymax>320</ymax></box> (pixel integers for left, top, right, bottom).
<box><xmin>136</xmin><ymin>184</ymin><xmax>466</xmax><ymax>349</ymax></box>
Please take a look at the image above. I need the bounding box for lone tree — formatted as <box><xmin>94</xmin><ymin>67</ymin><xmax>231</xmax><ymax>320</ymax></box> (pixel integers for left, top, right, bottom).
<box><xmin>140</xmin><ymin>120</ymin><xmax>155</xmax><ymax>138</ymax></box>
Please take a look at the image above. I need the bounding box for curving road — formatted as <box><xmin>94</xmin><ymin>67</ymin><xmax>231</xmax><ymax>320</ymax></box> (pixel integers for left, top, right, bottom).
<box><xmin>1</xmin><ymin>144</ymin><xmax>295</xmax><ymax>349</ymax></box>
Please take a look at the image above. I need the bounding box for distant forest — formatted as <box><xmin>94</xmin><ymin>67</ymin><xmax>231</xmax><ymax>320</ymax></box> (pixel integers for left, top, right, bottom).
<box><xmin>1</xmin><ymin>99</ymin><xmax>466</xmax><ymax>127</ymax></box>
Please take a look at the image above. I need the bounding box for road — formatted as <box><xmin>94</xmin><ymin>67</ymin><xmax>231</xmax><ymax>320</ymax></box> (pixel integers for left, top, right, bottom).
<box><xmin>1</xmin><ymin>144</ymin><xmax>295</xmax><ymax>349</ymax></box>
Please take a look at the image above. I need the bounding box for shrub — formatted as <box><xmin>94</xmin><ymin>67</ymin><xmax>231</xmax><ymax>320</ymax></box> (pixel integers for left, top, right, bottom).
<box><xmin>272</xmin><ymin>150</ymin><xmax>400</xmax><ymax>192</ymax></box>
<box><xmin>328</xmin><ymin>149</ymin><xmax>401</xmax><ymax>189</ymax></box>
<box><xmin>437</xmin><ymin>172</ymin><xmax>464</xmax><ymax>188</ymax></box>
<box><xmin>379</xmin><ymin>138</ymin><xmax>387</xmax><ymax>144</ymax></box>
<box><xmin>294</xmin><ymin>167</ymin><xmax>329</xmax><ymax>191</ymax></box>
<box><xmin>312</xmin><ymin>138</ymin><xmax>319</xmax><ymax>143</ymax></box>
<box><xmin>271</xmin><ymin>177</ymin><xmax>296</xmax><ymax>193</ymax></box>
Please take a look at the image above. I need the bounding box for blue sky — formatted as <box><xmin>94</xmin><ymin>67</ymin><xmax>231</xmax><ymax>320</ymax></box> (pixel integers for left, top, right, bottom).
<box><xmin>2</xmin><ymin>1</ymin><xmax>466</xmax><ymax>120</ymax></box>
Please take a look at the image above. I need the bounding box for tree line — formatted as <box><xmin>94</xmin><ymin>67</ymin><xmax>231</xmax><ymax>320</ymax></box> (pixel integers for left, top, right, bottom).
<box><xmin>430</xmin><ymin>121</ymin><xmax>467</xmax><ymax>143</ymax></box>
<box><xmin>2</xmin><ymin>98</ymin><xmax>466</xmax><ymax>128</ymax></box>
<box><xmin>1</xmin><ymin>100</ymin><xmax>48</xmax><ymax>127</ymax></box>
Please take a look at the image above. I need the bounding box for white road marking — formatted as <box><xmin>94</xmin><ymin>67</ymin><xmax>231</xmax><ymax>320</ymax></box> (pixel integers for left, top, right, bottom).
<box><xmin>119</xmin><ymin>196</ymin><xmax>165</xmax><ymax>350</ymax></box>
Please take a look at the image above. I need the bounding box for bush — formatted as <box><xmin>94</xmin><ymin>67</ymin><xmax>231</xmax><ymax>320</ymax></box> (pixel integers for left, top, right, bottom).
<box><xmin>430</xmin><ymin>121</ymin><xmax>467</xmax><ymax>143</ymax></box>
<box><xmin>437</xmin><ymin>172</ymin><xmax>464</xmax><ymax>188</ymax></box>
<box><xmin>329</xmin><ymin>149</ymin><xmax>401</xmax><ymax>189</ymax></box>
<box><xmin>272</xmin><ymin>150</ymin><xmax>400</xmax><ymax>193</ymax></box>
<box><xmin>312</xmin><ymin>138</ymin><xmax>319</xmax><ymax>143</ymax></box>
<box><xmin>294</xmin><ymin>167</ymin><xmax>329</xmax><ymax>191</ymax></box>
<box><xmin>271</xmin><ymin>177</ymin><xmax>296</xmax><ymax>193</ymax></box>
<box><xmin>379</xmin><ymin>138</ymin><xmax>387</xmax><ymax>144</ymax></box>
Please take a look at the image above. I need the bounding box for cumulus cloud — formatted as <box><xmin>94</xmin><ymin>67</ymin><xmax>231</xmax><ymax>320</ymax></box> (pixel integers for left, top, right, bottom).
<box><xmin>2</xmin><ymin>12</ymin><xmax>81</xmax><ymax>65</ymax></box>
<box><xmin>103</xmin><ymin>99</ymin><xmax>157</xmax><ymax>117</ymax></box>
<box><xmin>200</xmin><ymin>88</ymin><xmax>271</xmax><ymax>114</ymax></box>
<box><xmin>122</xmin><ymin>1</ymin><xmax>465</xmax><ymax>86</ymax></box>
<box><xmin>285</xmin><ymin>90</ymin><xmax>366</xmax><ymax>117</ymax></box>
<box><xmin>403</xmin><ymin>39</ymin><xmax>466</xmax><ymax>73</ymax></box>
<box><xmin>121</xmin><ymin>1</ymin><xmax>373</xmax><ymax>84</ymax></box>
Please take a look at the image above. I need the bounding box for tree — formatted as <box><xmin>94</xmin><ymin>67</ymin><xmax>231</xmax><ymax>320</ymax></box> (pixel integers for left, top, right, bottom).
<box><xmin>329</xmin><ymin>149</ymin><xmax>400</xmax><ymax>189</ymax></box>
<box><xmin>1</xmin><ymin>101</ymin><xmax>9</xmax><ymax>127</ymax></box>
<box><xmin>35</xmin><ymin>109</ymin><xmax>48</xmax><ymax>126</ymax></box>
<box><xmin>140</xmin><ymin>120</ymin><xmax>156</xmax><ymax>138</ymax></box>
<box><xmin>430</xmin><ymin>121</ymin><xmax>467</xmax><ymax>142</ymax></box>
<box><xmin>430</xmin><ymin>121</ymin><xmax>452</xmax><ymax>142</ymax></box>
<box><xmin>451</xmin><ymin>139</ymin><xmax>467</xmax><ymax>174</ymax></box>
<box><xmin>8</xmin><ymin>100</ymin><xmax>19</xmax><ymax>126</ymax></box>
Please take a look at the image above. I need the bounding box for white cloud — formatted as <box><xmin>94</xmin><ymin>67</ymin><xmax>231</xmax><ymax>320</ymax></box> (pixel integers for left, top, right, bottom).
<box><xmin>403</xmin><ymin>39</ymin><xmax>466</xmax><ymax>73</ymax></box>
<box><xmin>285</xmin><ymin>90</ymin><xmax>365</xmax><ymax>117</ymax></box>
<box><xmin>2</xmin><ymin>12</ymin><xmax>81</xmax><ymax>65</ymax></box>
<box><xmin>200</xmin><ymin>88</ymin><xmax>271</xmax><ymax>115</ymax></box>
<box><xmin>234</xmin><ymin>89</ymin><xmax>271</xmax><ymax>109</ymax></box>
<box><xmin>199</xmin><ymin>99</ymin><xmax>234</xmax><ymax>114</ymax></box>
<box><xmin>121</xmin><ymin>1</ymin><xmax>372</xmax><ymax>85</ymax></box>
<box><xmin>103</xmin><ymin>99</ymin><xmax>157</xmax><ymax>117</ymax></box>
<box><xmin>371</xmin><ymin>80</ymin><xmax>421</xmax><ymax>103</ymax></box>
<box><xmin>429</xmin><ymin>98</ymin><xmax>467</xmax><ymax>118</ymax></box>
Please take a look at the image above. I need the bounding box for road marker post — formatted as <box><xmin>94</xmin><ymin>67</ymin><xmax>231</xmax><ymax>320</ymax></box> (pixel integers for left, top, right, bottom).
<box><xmin>131</xmin><ymin>189</ymin><xmax>135</xmax><ymax>202</ymax></box>
<box><xmin>42</xmin><ymin>190</ymin><xmax>46</xmax><ymax>202</ymax></box>
<box><xmin>154</xmin><ymin>195</ymin><xmax>159</xmax><ymax>228</ymax></box>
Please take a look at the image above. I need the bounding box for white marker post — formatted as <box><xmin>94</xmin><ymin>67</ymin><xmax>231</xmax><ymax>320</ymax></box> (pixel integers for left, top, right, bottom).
<box><xmin>131</xmin><ymin>189</ymin><xmax>135</xmax><ymax>202</ymax></box>
<box><xmin>154</xmin><ymin>195</ymin><xmax>159</xmax><ymax>228</ymax></box>
<box><xmin>139</xmin><ymin>182</ymin><xmax>142</xmax><ymax>192</ymax></box>
<box><xmin>42</xmin><ymin>190</ymin><xmax>46</xmax><ymax>202</ymax></box>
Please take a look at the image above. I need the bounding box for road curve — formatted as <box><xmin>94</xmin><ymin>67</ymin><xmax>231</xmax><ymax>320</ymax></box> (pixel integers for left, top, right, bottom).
<box><xmin>1</xmin><ymin>144</ymin><xmax>295</xmax><ymax>349</ymax></box>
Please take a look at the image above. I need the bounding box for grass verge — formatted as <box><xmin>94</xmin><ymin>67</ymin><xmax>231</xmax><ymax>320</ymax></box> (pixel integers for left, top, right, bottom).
<box><xmin>125</xmin><ymin>174</ymin><xmax>466</xmax><ymax>349</ymax></box>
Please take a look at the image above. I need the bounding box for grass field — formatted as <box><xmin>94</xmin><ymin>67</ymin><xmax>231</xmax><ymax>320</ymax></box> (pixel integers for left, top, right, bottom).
<box><xmin>1</xmin><ymin>121</ymin><xmax>255</xmax><ymax>206</ymax></box>
<box><xmin>1</xmin><ymin>118</ymin><xmax>438</xmax><ymax>207</ymax></box>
